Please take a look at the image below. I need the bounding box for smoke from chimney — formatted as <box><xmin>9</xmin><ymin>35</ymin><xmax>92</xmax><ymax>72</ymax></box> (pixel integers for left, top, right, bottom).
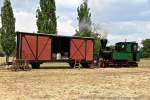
<box><xmin>93</xmin><ymin>24</ymin><xmax>109</xmax><ymax>39</ymax></box>
<box><xmin>79</xmin><ymin>20</ymin><xmax>91</xmax><ymax>33</ymax></box>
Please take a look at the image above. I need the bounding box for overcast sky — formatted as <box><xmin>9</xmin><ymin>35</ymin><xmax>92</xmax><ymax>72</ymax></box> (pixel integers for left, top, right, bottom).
<box><xmin>0</xmin><ymin>0</ymin><xmax>150</xmax><ymax>45</ymax></box>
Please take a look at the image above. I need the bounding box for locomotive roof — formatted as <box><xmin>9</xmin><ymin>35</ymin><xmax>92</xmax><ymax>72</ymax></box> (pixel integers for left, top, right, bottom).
<box><xmin>16</xmin><ymin>32</ymin><xmax>94</xmax><ymax>39</ymax></box>
<box><xmin>116</xmin><ymin>42</ymin><xmax>138</xmax><ymax>44</ymax></box>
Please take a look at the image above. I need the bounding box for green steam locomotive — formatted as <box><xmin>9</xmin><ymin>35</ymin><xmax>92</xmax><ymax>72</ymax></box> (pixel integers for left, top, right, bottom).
<box><xmin>98</xmin><ymin>39</ymin><xmax>141</xmax><ymax>67</ymax></box>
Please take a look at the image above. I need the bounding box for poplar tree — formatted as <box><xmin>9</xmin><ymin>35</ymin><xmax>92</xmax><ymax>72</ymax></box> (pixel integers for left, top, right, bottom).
<box><xmin>77</xmin><ymin>0</ymin><xmax>92</xmax><ymax>37</ymax></box>
<box><xmin>0</xmin><ymin>0</ymin><xmax>16</xmax><ymax>62</ymax></box>
<box><xmin>36</xmin><ymin>0</ymin><xmax>57</xmax><ymax>34</ymax></box>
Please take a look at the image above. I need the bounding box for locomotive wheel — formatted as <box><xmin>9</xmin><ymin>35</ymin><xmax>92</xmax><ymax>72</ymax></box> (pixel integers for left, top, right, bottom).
<box><xmin>102</xmin><ymin>62</ymin><xmax>105</xmax><ymax>68</ymax></box>
<box><xmin>100</xmin><ymin>62</ymin><xmax>105</xmax><ymax>68</ymax></box>
<box><xmin>129</xmin><ymin>62</ymin><xmax>138</xmax><ymax>67</ymax></box>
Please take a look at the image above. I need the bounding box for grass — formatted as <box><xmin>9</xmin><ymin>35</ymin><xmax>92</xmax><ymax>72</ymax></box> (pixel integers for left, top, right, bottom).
<box><xmin>0</xmin><ymin>58</ymin><xmax>150</xmax><ymax>99</ymax></box>
<box><xmin>0</xmin><ymin>67</ymin><xmax>150</xmax><ymax>99</ymax></box>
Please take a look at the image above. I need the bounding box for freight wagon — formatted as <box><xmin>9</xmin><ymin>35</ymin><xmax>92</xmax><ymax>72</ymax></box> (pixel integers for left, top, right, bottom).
<box><xmin>16</xmin><ymin>32</ymin><xmax>94</xmax><ymax>69</ymax></box>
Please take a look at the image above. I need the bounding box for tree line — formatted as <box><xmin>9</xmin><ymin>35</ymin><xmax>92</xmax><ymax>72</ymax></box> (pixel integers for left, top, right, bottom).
<box><xmin>140</xmin><ymin>39</ymin><xmax>150</xmax><ymax>58</ymax></box>
<box><xmin>0</xmin><ymin>0</ymin><xmax>150</xmax><ymax>62</ymax></box>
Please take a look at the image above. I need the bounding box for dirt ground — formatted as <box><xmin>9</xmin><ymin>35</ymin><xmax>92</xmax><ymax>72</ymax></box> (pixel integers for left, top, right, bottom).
<box><xmin>0</xmin><ymin>59</ymin><xmax>150</xmax><ymax>100</ymax></box>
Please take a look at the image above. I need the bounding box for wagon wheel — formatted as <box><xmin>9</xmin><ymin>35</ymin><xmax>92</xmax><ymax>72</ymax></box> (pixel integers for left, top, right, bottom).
<box><xmin>20</xmin><ymin>60</ymin><xmax>24</xmax><ymax>70</ymax></box>
<box><xmin>26</xmin><ymin>65</ymin><xmax>32</xmax><ymax>71</ymax></box>
<box><xmin>24</xmin><ymin>65</ymin><xmax>29</xmax><ymax>71</ymax></box>
<box><xmin>11</xmin><ymin>61</ymin><xmax>19</xmax><ymax>71</ymax></box>
<box><xmin>11</xmin><ymin>61</ymin><xmax>16</xmax><ymax>71</ymax></box>
<box><xmin>21</xmin><ymin>60</ymin><xmax>25</xmax><ymax>71</ymax></box>
<box><xmin>23</xmin><ymin>61</ymin><xmax>32</xmax><ymax>71</ymax></box>
<box><xmin>27</xmin><ymin>65</ymin><xmax>32</xmax><ymax>71</ymax></box>
<box><xmin>16</xmin><ymin>60</ymin><xmax>21</xmax><ymax>71</ymax></box>
<box><xmin>22</xmin><ymin>60</ymin><xmax>26</xmax><ymax>71</ymax></box>
<box><xmin>69</xmin><ymin>62</ymin><xmax>75</xmax><ymax>68</ymax></box>
<box><xmin>22</xmin><ymin>65</ymin><xmax>27</xmax><ymax>71</ymax></box>
<box><xmin>11</xmin><ymin>62</ymin><xmax>16</xmax><ymax>71</ymax></box>
<box><xmin>81</xmin><ymin>63</ymin><xmax>90</xmax><ymax>68</ymax></box>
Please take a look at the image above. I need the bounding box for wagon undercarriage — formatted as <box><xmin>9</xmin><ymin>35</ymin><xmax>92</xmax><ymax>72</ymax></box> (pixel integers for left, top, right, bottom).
<box><xmin>11</xmin><ymin>59</ymin><xmax>32</xmax><ymax>71</ymax></box>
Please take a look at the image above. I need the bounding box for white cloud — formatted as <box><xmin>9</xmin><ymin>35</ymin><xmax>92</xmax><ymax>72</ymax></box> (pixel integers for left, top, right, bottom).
<box><xmin>108</xmin><ymin>32</ymin><xmax>149</xmax><ymax>46</ymax></box>
<box><xmin>143</xmin><ymin>23</ymin><xmax>150</xmax><ymax>32</ymax></box>
<box><xmin>89</xmin><ymin>0</ymin><xmax>111</xmax><ymax>13</ymax></box>
<box><xmin>56</xmin><ymin>0</ymin><xmax>81</xmax><ymax>7</ymax></box>
<box><xmin>0</xmin><ymin>17</ymin><xmax>1</xmax><ymax>28</ymax></box>
<box><xmin>57</xmin><ymin>20</ymin><xmax>75</xmax><ymax>36</ymax></box>
<box><xmin>14</xmin><ymin>10</ymin><xmax>76</xmax><ymax>36</ymax></box>
<box><xmin>105</xmin><ymin>21</ymin><xmax>150</xmax><ymax>45</ymax></box>
<box><xmin>140</xmin><ymin>10</ymin><xmax>150</xmax><ymax>16</ymax></box>
<box><xmin>13</xmin><ymin>0</ymin><xmax>79</xmax><ymax>35</ymax></box>
<box><xmin>14</xmin><ymin>11</ymin><xmax>37</xmax><ymax>33</ymax></box>
<box><xmin>134</xmin><ymin>0</ymin><xmax>148</xmax><ymax>3</ymax></box>
<box><xmin>0</xmin><ymin>0</ymin><xmax>3</xmax><ymax>6</ymax></box>
<box><xmin>1</xmin><ymin>0</ymin><xmax>150</xmax><ymax>46</ymax></box>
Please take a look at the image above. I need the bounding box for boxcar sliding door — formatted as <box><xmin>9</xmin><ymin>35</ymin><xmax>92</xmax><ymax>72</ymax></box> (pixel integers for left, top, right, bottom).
<box><xmin>19</xmin><ymin>33</ymin><xmax>52</xmax><ymax>62</ymax></box>
<box><xmin>21</xmin><ymin>34</ymin><xmax>37</xmax><ymax>60</ymax></box>
<box><xmin>70</xmin><ymin>38</ymin><xmax>94</xmax><ymax>62</ymax></box>
<box><xmin>70</xmin><ymin>38</ymin><xmax>86</xmax><ymax>60</ymax></box>
<box><xmin>37</xmin><ymin>35</ymin><xmax>52</xmax><ymax>61</ymax></box>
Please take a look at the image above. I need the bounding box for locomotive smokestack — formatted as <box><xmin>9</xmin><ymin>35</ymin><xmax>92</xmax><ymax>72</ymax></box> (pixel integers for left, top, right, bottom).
<box><xmin>101</xmin><ymin>39</ymin><xmax>108</xmax><ymax>49</ymax></box>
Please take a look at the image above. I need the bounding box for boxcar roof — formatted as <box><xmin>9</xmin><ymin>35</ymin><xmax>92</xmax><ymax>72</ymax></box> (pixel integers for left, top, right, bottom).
<box><xmin>16</xmin><ymin>31</ymin><xmax>94</xmax><ymax>40</ymax></box>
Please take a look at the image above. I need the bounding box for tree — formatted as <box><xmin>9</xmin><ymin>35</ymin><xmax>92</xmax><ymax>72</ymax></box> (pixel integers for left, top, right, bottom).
<box><xmin>0</xmin><ymin>0</ymin><xmax>16</xmax><ymax>62</ymax></box>
<box><xmin>36</xmin><ymin>0</ymin><xmax>57</xmax><ymax>34</ymax></box>
<box><xmin>141</xmin><ymin>39</ymin><xmax>150</xmax><ymax>58</ymax></box>
<box><xmin>91</xmin><ymin>24</ymin><xmax>103</xmax><ymax>58</ymax></box>
<box><xmin>92</xmin><ymin>34</ymin><xmax>101</xmax><ymax>57</ymax></box>
<box><xmin>76</xmin><ymin>0</ymin><xmax>103</xmax><ymax>57</ymax></box>
<box><xmin>77</xmin><ymin>0</ymin><xmax>92</xmax><ymax>37</ymax></box>
<box><xmin>0</xmin><ymin>34</ymin><xmax>4</xmax><ymax>57</ymax></box>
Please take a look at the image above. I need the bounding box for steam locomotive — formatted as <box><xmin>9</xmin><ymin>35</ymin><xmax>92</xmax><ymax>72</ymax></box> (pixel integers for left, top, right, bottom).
<box><xmin>97</xmin><ymin>39</ymin><xmax>140</xmax><ymax>67</ymax></box>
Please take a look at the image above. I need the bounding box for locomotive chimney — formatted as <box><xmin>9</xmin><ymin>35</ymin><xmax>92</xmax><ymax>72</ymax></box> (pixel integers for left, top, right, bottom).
<box><xmin>100</xmin><ymin>39</ymin><xmax>108</xmax><ymax>49</ymax></box>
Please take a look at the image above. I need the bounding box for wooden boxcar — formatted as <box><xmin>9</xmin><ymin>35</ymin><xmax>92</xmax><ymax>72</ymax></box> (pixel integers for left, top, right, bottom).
<box><xmin>16</xmin><ymin>32</ymin><xmax>94</xmax><ymax>68</ymax></box>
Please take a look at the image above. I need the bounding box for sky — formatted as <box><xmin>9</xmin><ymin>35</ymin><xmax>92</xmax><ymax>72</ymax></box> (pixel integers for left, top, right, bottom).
<box><xmin>0</xmin><ymin>0</ymin><xmax>150</xmax><ymax>45</ymax></box>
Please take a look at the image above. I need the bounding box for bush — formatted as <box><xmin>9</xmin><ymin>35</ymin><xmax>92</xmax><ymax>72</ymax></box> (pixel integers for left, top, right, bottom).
<box><xmin>0</xmin><ymin>45</ymin><xmax>4</xmax><ymax>57</ymax></box>
<box><xmin>0</xmin><ymin>51</ymin><xmax>5</xmax><ymax>57</ymax></box>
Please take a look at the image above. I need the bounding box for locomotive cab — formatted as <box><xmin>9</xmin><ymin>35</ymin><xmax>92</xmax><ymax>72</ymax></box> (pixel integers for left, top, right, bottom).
<box><xmin>115</xmin><ymin>42</ymin><xmax>138</xmax><ymax>53</ymax></box>
<box><xmin>115</xmin><ymin>43</ymin><xmax>127</xmax><ymax>52</ymax></box>
<box><xmin>113</xmin><ymin>42</ymin><xmax>140</xmax><ymax>62</ymax></box>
